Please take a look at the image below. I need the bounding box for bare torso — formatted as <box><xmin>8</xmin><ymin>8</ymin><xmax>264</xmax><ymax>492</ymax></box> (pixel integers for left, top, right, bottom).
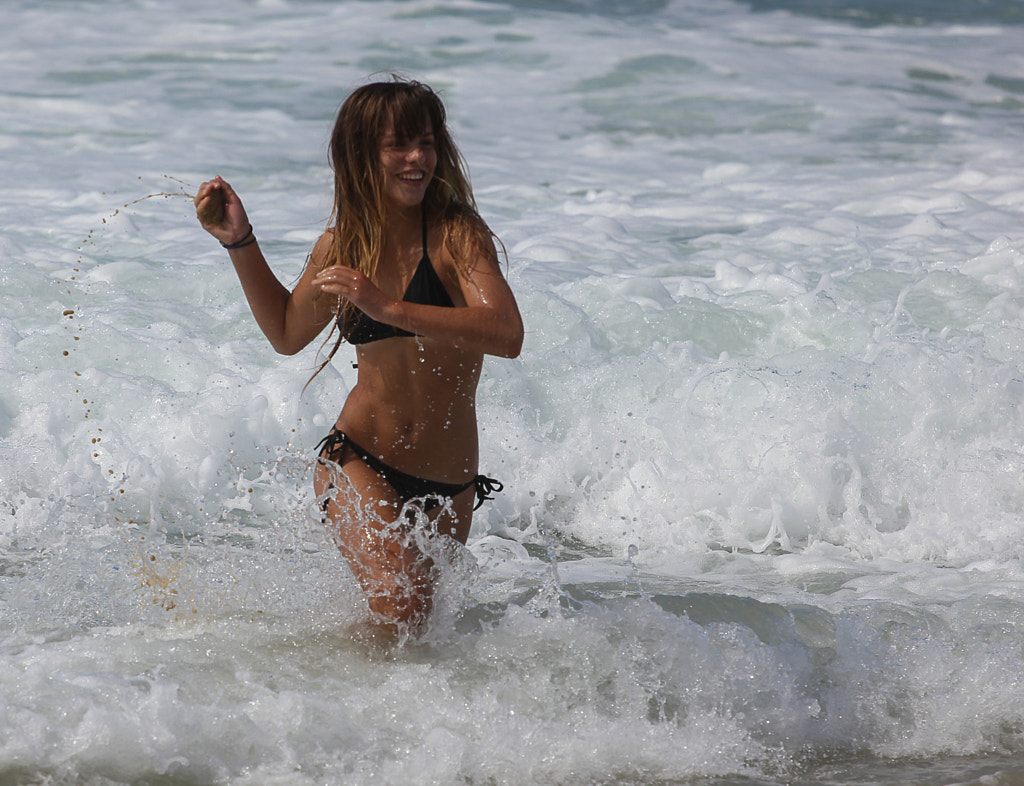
<box><xmin>331</xmin><ymin>217</ymin><xmax>485</xmax><ymax>483</ymax></box>
<box><xmin>337</xmin><ymin>338</ymin><xmax>483</xmax><ymax>482</ymax></box>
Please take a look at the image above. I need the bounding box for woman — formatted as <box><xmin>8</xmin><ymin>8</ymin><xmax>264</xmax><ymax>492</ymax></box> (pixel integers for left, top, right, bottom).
<box><xmin>195</xmin><ymin>79</ymin><xmax>524</xmax><ymax>640</ymax></box>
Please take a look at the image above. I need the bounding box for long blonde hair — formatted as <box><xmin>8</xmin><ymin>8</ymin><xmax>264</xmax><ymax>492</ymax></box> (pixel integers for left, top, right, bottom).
<box><xmin>310</xmin><ymin>77</ymin><xmax>497</xmax><ymax>380</ymax></box>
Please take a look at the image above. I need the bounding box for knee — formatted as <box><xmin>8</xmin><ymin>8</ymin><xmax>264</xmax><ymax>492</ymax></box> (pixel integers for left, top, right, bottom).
<box><xmin>367</xmin><ymin>584</ymin><xmax>432</xmax><ymax>633</ymax></box>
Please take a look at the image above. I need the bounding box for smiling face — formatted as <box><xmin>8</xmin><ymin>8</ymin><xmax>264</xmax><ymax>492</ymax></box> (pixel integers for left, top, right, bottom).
<box><xmin>380</xmin><ymin>120</ymin><xmax>437</xmax><ymax>210</ymax></box>
<box><xmin>329</xmin><ymin>80</ymin><xmax>470</xmax><ymax>242</ymax></box>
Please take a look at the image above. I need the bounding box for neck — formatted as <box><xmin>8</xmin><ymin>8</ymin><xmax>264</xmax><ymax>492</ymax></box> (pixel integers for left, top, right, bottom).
<box><xmin>384</xmin><ymin>201</ymin><xmax>423</xmax><ymax>244</ymax></box>
<box><xmin>381</xmin><ymin>201</ymin><xmax>424</xmax><ymax>267</ymax></box>
<box><xmin>387</xmin><ymin>200</ymin><xmax>422</xmax><ymax>227</ymax></box>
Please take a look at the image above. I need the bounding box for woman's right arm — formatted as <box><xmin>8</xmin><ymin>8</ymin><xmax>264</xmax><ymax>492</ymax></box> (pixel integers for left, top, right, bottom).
<box><xmin>196</xmin><ymin>177</ymin><xmax>334</xmax><ymax>355</ymax></box>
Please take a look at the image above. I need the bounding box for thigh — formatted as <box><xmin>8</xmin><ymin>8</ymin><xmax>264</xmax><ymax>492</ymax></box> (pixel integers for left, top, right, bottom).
<box><xmin>315</xmin><ymin>451</ymin><xmax>434</xmax><ymax>625</ymax></box>
<box><xmin>428</xmin><ymin>485</ymin><xmax>475</xmax><ymax>545</ymax></box>
<box><xmin>315</xmin><ymin>444</ymin><xmax>402</xmax><ymax>529</ymax></box>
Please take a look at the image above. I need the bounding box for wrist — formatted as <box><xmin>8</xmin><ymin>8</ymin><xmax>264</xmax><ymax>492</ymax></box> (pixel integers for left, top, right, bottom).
<box><xmin>221</xmin><ymin>225</ymin><xmax>256</xmax><ymax>250</ymax></box>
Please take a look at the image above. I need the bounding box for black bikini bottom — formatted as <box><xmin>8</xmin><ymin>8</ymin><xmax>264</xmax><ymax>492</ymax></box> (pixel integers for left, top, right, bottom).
<box><xmin>315</xmin><ymin>426</ymin><xmax>502</xmax><ymax>513</ymax></box>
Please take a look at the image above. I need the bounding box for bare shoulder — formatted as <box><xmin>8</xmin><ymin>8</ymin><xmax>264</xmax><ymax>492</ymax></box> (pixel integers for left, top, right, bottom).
<box><xmin>294</xmin><ymin>229</ymin><xmax>336</xmax><ymax>287</ymax></box>
<box><xmin>291</xmin><ymin>228</ymin><xmax>337</xmax><ymax>304</ymax></box>
<box><xmin>438</xmin><ymin>207</ymin><xmax>502</xmax><ymax>275</ymax></box>
<box><xmin>309</xmin><ymin>228</ymin><xmax>336</xmax><ymax>270</ymax></box>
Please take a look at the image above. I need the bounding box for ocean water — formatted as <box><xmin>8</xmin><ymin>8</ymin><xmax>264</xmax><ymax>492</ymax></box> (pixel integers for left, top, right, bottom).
<box><xmin>3</xmin><ymin>0</ymin><xmax>1024</xmax><ymax>783</ymax></box>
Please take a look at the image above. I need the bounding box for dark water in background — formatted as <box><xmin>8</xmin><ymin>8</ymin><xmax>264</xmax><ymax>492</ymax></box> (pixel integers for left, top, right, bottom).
<box><xmin>744</xmin><ymin>0</ymin><xmax>1024</xmax><ymax>26</ymax></box>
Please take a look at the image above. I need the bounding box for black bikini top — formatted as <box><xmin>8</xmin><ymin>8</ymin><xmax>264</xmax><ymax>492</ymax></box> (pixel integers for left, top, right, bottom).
<box><xmin>342</xmin><ymin>211</ymin><xmax>454</xmax><ymax>345</ymax></box>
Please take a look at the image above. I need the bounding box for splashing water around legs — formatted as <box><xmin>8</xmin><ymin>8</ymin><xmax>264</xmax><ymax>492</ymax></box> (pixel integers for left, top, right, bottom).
<box><xmin>314</xmin><ymin>446</ymin><xmax>475</xmax><ymax>648</ymax></box>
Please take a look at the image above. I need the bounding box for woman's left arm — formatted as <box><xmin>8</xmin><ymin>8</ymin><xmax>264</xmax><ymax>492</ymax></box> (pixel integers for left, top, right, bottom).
<box><xmin>314</xmin><ymin>242</ymin><xmax>524</xmax><ymax>358</ymax></box>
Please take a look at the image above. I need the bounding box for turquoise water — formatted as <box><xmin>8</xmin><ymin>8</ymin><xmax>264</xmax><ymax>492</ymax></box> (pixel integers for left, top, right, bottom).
<box><xmin>3</xmin><ymin>0</ymin><xmax>1024</xmax><ymax>783</ymax></box>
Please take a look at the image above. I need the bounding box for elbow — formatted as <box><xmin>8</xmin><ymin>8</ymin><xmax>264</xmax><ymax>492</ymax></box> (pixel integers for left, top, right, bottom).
<box><xmin>499</xmin><ymin>325</ymin><xmax>524</xmax><ymax>359</ymax></box>
<box><xmin>507</xmin><ymin>335</ymin><xmax>523</xmax><ymax>359</ymax></box>
<box><xmin>478</xmin><ymin>329</ymin><xmax>521</xmax><ymax>359</ymax></box>
<box><xmin>267</xmin><ymin>321</ymin><xmax>324</xmax><ymax>356</ymax></box>
<box><xmin>269</xmin><ymin>335</ymin><xmax>306</xmax><ymax>356</ymax></box>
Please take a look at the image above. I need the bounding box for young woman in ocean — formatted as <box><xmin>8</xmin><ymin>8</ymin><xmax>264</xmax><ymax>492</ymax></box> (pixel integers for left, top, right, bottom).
<box><xmin>194</xmin><ymin>79</ymin><xmax>524</xmax><ymax>641</ymax></box>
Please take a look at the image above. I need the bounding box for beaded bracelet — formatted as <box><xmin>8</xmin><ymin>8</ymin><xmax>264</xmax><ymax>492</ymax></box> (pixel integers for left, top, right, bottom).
<box><xmin>221</xmin><ymin>225</ymin><xmax>256</xmax><ymax>250</ymax></box>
